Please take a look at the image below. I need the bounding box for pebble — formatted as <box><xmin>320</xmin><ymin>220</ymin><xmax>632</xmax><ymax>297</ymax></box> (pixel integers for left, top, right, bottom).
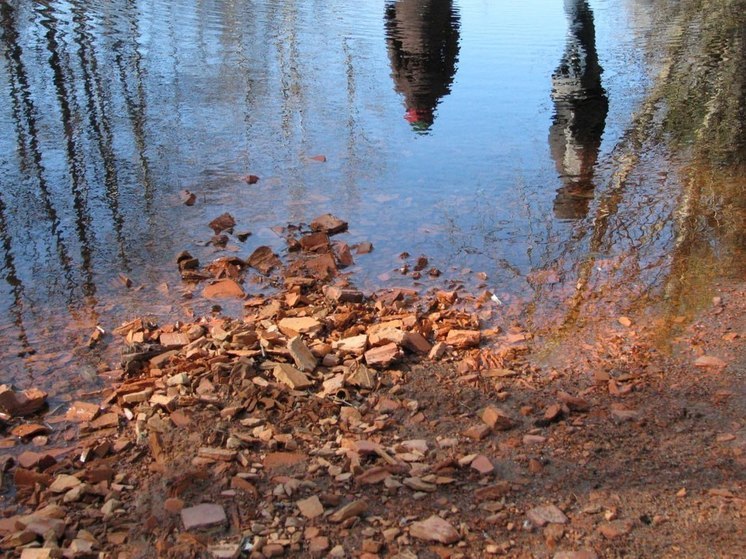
<box><xmin>181</xmin><ymin>503</ymin><xmax>227</xmax><ymax>531</ymax></box>
<box><xmin>526</xmin><ymin>504</ymin><xmax>568</xmax><ymax>527</ymax></box>
<box><xmin>409</xmin><ymin>515</ymin><xmax>461</xmax><ymax>544</ymax></box>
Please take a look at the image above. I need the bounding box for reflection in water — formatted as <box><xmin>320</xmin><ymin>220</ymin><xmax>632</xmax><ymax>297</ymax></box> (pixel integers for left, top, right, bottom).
<box><xmin>41</xmin><ymin>2</ymin><xmax>98</xmax><ymax>301</ymax></box>
<box><xmin>533</xmin><ymin>0</ymin><xmax>745</xmax><ymax>348</ymax></box>
<box><xmin>0</xmin><ymin>0</ymin><xmax>741</xmax><ymax>398</ymax></box>
<box><xmin>385</xmin><ymin>0</ymin><xmax>460</xmax><ymax>132</ymax></box>
<box><xmin>549</xmin><ymin>0</ymin><xmax>608</xmax><ymax>219</ymax></box>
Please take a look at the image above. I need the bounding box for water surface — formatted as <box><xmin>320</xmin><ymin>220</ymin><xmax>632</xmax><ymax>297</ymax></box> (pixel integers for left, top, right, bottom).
<box><xmin>0</xmin><ymin>0</ymin><xmax>742</xmax><ymax>396</ymax></box>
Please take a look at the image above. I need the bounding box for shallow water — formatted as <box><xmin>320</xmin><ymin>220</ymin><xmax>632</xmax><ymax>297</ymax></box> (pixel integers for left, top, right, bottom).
<box><xmin>0</xmin><ymin>0</ymin><xmax>742</xmax><ymax>396</ymax></box>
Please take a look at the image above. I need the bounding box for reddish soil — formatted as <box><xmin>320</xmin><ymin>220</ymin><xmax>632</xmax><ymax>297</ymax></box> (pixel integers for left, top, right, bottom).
<box><xmin>0</xmin><ymin>219</ymin><xmax>743</xmax><ymax>559</ymax></box>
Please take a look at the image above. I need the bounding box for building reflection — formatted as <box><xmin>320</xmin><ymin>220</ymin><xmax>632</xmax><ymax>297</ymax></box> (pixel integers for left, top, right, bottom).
<box><xmin>549</xmin><ymin>0</ymin><xmax>608</xmax><ymax>219</ymax></box>
<box><xmin>385</xmin><ymin>0</ymin><xmax>460</xmax><ymax>132</ymax></box>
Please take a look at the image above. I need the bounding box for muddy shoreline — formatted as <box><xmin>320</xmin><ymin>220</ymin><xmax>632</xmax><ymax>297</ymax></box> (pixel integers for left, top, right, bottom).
<box><xmin>1</xmin><ymin>215</ymin><xmax>743</xmax><ymax>558</ymax></box>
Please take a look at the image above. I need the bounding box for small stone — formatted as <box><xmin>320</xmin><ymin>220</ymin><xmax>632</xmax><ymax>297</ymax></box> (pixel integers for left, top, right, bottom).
<box><xmin>428</xmin><ymin>342</ymin><xmax>448</xmax><ymax>360</ymax></box>
<box><xmin>160</xmin><ymin>332</ymin><xmax>190</xmax><ymax>347</ymax></box>
<box><xmin>208</xmin><ymin>213</ymin><xmax>235</xmax><ymax>234</ymax></box>
<box><xmin>598</xmin><ymin>519</ymin><xmax>633</xmax><ymax>539</ymax></box>
<box><xmin>273</xmin><ymin>363</ymin><xmax>313</xmax><ymax>390</ymax></box>
<box><xmin>471</xmin><ymin>455</ymin><xmax>494</xmax><ymax>475</ymax></box>
<box><xmin>90</xmin><ymin>412</ymin><xmax>119</xmax><ymax>430</ymax></box>
<box><xmin>355</xmin><ymin>466</ymin><xmax>391</xmax><ymax>485</ymax></box>
<box><xmin>17</xmin><ymin>450</ymin><xmax>55</xmax><ymax>470</ymax></box>
<box><xmin>297</xmin><ymin>496</ymin><xmax>324</xmax><ymax>519</ymax></box>
<box><xmin>617</xmin><ymin>316</ymin><xmax>632</xmax><ymax>327</ymax></box>
<box><xmin>310</xmin><ymin>214</ymin><xmax>348</xmax><ymax>235</ymax></box>
<box><xmin>67</xmin><ymin>538</ymin><xmax>94</xmax><ymax>554</ymax></box>
<box><xmin>0</xmin><ymin>385</ymin><xmax>47</xmax><ymax>417</ymax></box>
<box><xmin>65</xmin><ymin>401</ymin><xmax>100</xmax><ymax>422</ymax></box>
<box><xmin>351</xmin><ymin>440</ymin><xmax>381</xmax><ymax>456</ymax></box>
<box><xmin>329</xmin><ymin>499</ymin><xmax>367</xmax><ymax>523</ymax></box>
<box><xmin>480</xmin><ymin>406</ymin><xmax>515</xmax><ymax>430</ymax></box>
<box><xmin>364</xmin><ymin>343</ymin><xmax>400</xmax><ymax>368</ymax></box>
<box><xmin>181</xmin><ymin>190</ymin><xmax>197</xmax><ymax>205</ymax></box>
<box><xmin>332</xmin><ymin>334</ymin><xmax>368</xmax><ymax>355</ymax></box>
<box><xmin>6</xmin><ymin>532</ymin><xmax>39</xmax><ymax>548</ymax></box>
<box><xmin>598</xmin><ymin>520</ymin><xmax>632</xmax><ymax>540</ymax></box>
<box><xmin>368</xmin><ymin>327</ymin><xmax>404</xmax><ymax>347</ymax></box>
<box><xmin>122</xmin><ymin>388</ymin><xmax>153</xmax><ymax>404</ymax></box>
<box><xmin>278</xmin><ymin>317</ymin><xmax>323</xmax><ymax>337</ymax></box>
<box><xmin>49</xmin><ymin>474</ymin><xmax>82</xmax><ymax>493</ymax></box>
<box><xmin>63</xmin><ymin>483</ymin><xmax>88</xmax><ymax>503</ymax></box>
<box><xmin>336</xmin><ymin>242</ymin><xmax>357</xmax><ymax>268</ymax></box>
<box><xmin>402</xmin><ymin>332</ymin><xmax>432</xmax><ymax>354</ymax></box>
<box><xmin>203</xmin><ymin>279</ymin><xmax>245</xmax><ymax>299</ymax></box>
<box><xmin>445</xmin><ymin>329</ymin><xmax>480</xmax><ymax>348</ymax></box>
<box><xmin>288</xmin><ymin>336</ymin><xmax>318</xmax><ymax>372</ymax></box>
<box><xmin>248</xmin><ymin>246</ymin><xmax>282</xmax><ymax>275</ymax></box>
<box><xmin>181</xmin><ymin>503</ymin><xmax>227</xmax><ymax>531</ymax></box>
<box><xmin>198</xmin><ymin>448</ymin><xmax>237</xmax><ymax>462</ymax></box>
<box><xmin>323</xmin><ymin>286</ymin><xmax>364</xmax><ymax>303</ymax></box>
<box><xmin>300</xmin><ymin>231</ymin><xmax>330</xmax><ymax>252</ymax></box>
<box><xmin>544</xmin><ymin>404</ymin><xmax>563</xmax><ymax>422</ymax></box>
<box><xmin>464</xmin><ymin>424</ymin><xmax>491</xmax><ymax>440</ymax></box>
<box><xmin>527</xmin><ymin>504</ymin><xmax>568</xmax><ymax>527</ymax></box>
<box><xmin>557</xmin><ymin>391</ymin><xmax>591</xmax><ymax>412</ymax></box>
<box><xmin>101</xmin><ymin>499</ymin><xmax>122</xmax><ymax>517</ymax></box>
<box><xmin>404</xmin><ymin>477</ymin><xmax>437</xmax><ymax>492</ymax></box>
<box><xmin>409</xmin><ymin>515</ymin><xmax>461</xmax><ymax>544</ymax></box>
<box><xmin>11</xmin><ymin>423</ymin><xmax>49</xmax><ymax>439</ymax></box>
<box><xmin>345</xmin><ymin>364</ymin><xmax>375</xmax><ymax>389</ymax></box>
<box><xmin>264</xmin><ymin>452</ymin><xmax>307</xmax><ymax>470</ymax></box>
<box><xmin>14</xmin><ymin>467</ymin><xmax>52</xmax><ymax>487</ymax></box>
<box><xmin>167</xmin><ymin>372</ymin><xmax>190</xmax><ymax>387</ymax></box>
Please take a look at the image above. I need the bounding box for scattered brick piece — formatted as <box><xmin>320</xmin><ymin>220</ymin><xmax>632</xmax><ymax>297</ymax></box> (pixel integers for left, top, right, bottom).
<box><xmin>181</xmin><ymin>503</ymin><xmax>227</xmax><ymax>531</ymax></box>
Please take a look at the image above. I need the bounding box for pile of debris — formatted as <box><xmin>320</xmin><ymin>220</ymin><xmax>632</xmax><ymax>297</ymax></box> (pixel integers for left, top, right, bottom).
<box><xmin>0</xmin><ymin>214</ymin><xmax>544</xmax><ymax>558</ymax></box>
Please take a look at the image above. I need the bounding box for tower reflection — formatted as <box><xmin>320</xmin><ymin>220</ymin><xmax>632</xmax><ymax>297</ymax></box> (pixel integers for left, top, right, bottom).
<box><xmin>385</xmin><ymin>0</ymin><xmax>460</xmax><ymax>132</ymax></box>
<box><xmin>549</xmin><ymin>0</ymin><xmax>608</xmax><ymax>219</ymax></box>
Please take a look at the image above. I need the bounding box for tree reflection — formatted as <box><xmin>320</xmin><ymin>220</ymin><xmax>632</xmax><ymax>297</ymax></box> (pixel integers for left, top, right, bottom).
<box><xmin>0</xmin><ymin>2</ymin><xmax>76</xmax><ymax>297</ymax></box>
<box><xmin>40</xmin><ymin>4</ymin><xmax>97</xmax><ymax>300</ymax></box>
<box><xmin>533</xmin><ymin>0</ymin><xmax>745</xmax><ymax>345</ymax></box>
<box><xmin>385</xmin><ymin>0</ymin><xmax>460</xmax><ymax>132</ymax></box>
<box><xmin>549</xmin><ymin>0</ymin><xmax>608</xmax><ymax>219</ymax></box>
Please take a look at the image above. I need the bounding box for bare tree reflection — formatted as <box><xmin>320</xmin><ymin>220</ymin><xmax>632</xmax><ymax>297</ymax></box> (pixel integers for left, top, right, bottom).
<box><xmin>549</xmin><ymin>0</ymin><xmax>608</xmax><ymax>219</ymax></box>
<box><xmin>0</xmin><ymin>1</ymin><xmax>76</xmax><ymax>292</ymax></box>
<box><xmin>40</xmin><ymin>5</ymin><xmax>97</xmax><ymax>300</ymax></box>
<box><xmin>385</xmin><ymin>0</ymin><xmax>460</xmax><ymax>132</ymax></box>
<box><xmin>117</xmin><ymin>0</ymin><xmax>155</xmax><ymax>211</ymax></box>
<box><xmin>72</xmin><ymin>7</ymin><xmax>130</xmax><ymax>269</ymax></box>
<box><xmin>0</xmin><ymin>191</ymin><xmax>33</xmax><ymax>358</ymax></box>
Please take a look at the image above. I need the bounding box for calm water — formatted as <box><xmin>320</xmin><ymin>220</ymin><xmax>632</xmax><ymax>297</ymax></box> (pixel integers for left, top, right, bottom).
<box><xmin>0</xmin><ymin>0</ymin><xmax>742</xmax><ymax>395</ymax></box>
